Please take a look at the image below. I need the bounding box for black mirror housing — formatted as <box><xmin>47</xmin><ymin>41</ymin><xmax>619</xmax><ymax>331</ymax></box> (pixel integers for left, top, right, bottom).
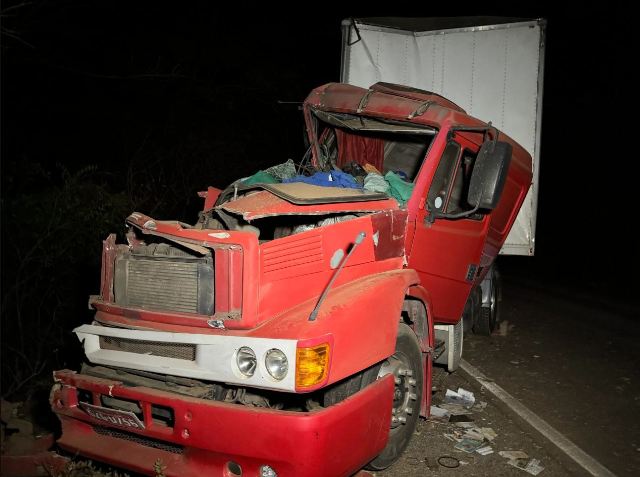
<box><xmin>468</xmin><ymin>141</ymin><xmax>512</xmax><ymax>210</ymax></box>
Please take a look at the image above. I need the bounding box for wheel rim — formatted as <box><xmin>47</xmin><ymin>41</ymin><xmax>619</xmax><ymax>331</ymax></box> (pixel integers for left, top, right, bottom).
<box><xmin>379</xmin><ymin>354</ymin><xmax>419</xmax><ymax>429</ymax></box>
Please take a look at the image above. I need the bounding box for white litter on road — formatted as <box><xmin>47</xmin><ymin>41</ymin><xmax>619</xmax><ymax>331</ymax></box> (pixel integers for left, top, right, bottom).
<box><xmin>500</xmin><ymin>451</ymin><xmax>529</xmax><ymax>460</ymax></box>
<box><xmin>444</xmin><ymin>387</ymin><xmax>476</xmax><ymax>407</ymax></box>
<box><xmin>476</xmin><ymin>445</ymin><xmax>494</xmax><ymax>456</ymax></box>
<box><xmin>507</xmin><ymin>457</ymin><xmax>545</xmax><ymax>475</ymax></box>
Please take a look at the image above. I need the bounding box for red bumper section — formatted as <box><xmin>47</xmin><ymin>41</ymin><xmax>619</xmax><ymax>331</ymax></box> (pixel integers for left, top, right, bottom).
<box><xmin>51</xmin><ymin>370</ymin><xmax>394</xmax><ymax>477</ymax></box>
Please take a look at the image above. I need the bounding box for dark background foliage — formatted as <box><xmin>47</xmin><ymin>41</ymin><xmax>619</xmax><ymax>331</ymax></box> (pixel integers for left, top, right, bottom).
<box><xmin>1</xmin><ymin>1</ymin><xmax>636</xmax><ymax>398</ymax></box>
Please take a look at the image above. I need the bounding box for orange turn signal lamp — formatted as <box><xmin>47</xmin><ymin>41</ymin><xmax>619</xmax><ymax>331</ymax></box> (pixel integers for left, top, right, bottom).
<box><xmin>295</xmin><ymin>343</ymin><xmax>330</xmax><ymax>388</ymax></box>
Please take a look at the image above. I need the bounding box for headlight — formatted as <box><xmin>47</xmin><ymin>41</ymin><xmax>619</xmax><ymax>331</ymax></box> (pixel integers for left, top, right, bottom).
<box><xmin>265</xmin><ymin>349</ymin><xmax>288</xmax><ymax>380</ymax></box>
<box><xmin>236</xmin><ymin>347</ymin><xmax>257</xmax><ymax>377</ymax></box>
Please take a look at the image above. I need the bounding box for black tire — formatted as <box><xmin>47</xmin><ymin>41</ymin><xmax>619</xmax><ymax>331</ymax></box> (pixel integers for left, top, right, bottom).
<box><xmin>322</xmin><ymin>362</ymin><xmax>382</xmax><ymax>407</ymax></box>
<box><xmin>462</xmin><ymin>287</ymin><xmax>481</xmax><ymax>334</ymax></box>
<box><xmin>473</xmin><ymin>307</ymin><xmax>492</xmax><ymax>336</ymax></box>
<box><xmin>366</xmin><ymin>323</ymin><xmax>423</xmax><ymax>471</ymax></box>
<box><xmin>474</xmin><ymin>267</ymin><xmax>501</xmax><ymax>335</ymax></box>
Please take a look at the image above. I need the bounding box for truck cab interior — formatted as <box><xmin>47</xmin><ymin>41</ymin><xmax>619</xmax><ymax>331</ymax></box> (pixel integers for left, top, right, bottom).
<box><xmin>310</xmin><ymin>109</ymin><xmax>436</xmax><ymax>183</ymax></box>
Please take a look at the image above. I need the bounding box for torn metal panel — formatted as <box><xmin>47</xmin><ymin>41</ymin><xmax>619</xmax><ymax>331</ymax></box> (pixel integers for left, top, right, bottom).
<box><xmin>126</xmin><ymin>214</ymin><xmax>211</xmax><ymax>255</ymax></box>
<box><xmin>198</xmin><ymin>186</ymin><xmax>222</xmax><ymax>210</ymax></box>
<box><xmin>100</xmin><ymin>234</ymin><xmax>119</xmax><ymax>302</ymax></box>
<box><xmin>153</xmin><ymin>236</ymin><xmax>210</xmax><ymax>256</ymax></box>
<box><xmin>371</xmin><ymin>209</ymin><xmax>408</xmax><ymax>260</ymax></box>
<box><xmin>219</xmin><ymin>189</ymin><xmax>397</xmax><ymax>221</ymax></box>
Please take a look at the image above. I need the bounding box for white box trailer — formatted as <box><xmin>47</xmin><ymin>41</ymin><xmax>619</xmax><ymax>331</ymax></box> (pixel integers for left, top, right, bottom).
<box><xmin>341</xmin><ymin>17</ymin><xmax>545</xmax><ymax>255</ymax></box>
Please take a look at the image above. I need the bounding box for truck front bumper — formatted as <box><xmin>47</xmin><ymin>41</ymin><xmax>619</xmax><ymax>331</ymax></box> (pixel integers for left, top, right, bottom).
<box><xmin>51</xmin><ymin>370</ymin><xmax>394</xmax><ymax>477</ymax></box>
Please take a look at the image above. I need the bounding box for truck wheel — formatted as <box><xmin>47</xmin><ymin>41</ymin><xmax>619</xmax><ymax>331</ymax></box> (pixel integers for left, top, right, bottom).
<box><xmin>322</xmin><ymin>363</ymin><xmax>382</xmax><ymax>407</ymax></box>
<box><xmin>366</xmin><ymin>323</ymin><xmax>423</xmax><ymax>470</ymax></box>
<box><xmin>474</xmin><ymin>268</ymin><xmax>501</xmax><ymax>335</ymax></box>
<box><xmin>462</xmin><ymin>287</ymin><xmax>481</xmax><ymax>334</ymax></box>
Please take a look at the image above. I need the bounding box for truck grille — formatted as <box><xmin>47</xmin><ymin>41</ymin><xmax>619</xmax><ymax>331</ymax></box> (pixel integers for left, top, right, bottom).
<box><xmin>127</xmin><ymin>259</ymin><xmax>199</xmax><ymax>313</ymax></box>
<box><xmin>114</xmin><ymin>243</ymin><xmax>214</xmax><ymax>315</ymax></box>
<box><xmin>99</xmin><ymin>336</ymin><xmax>196</xmax><ymax>361</ymax></box>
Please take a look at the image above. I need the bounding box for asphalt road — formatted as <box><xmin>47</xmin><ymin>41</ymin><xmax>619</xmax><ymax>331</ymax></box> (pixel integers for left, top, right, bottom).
<box><xmin>462</xmin><ymin>267</ymin><xmax>640</xmax><ymax>477</ymax></box>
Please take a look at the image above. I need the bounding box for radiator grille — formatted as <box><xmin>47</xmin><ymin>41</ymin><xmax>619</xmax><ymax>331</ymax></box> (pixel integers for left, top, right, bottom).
<box><xmin>127</xmin><ymin>259</ymin><xmax>199</xmax><ymax>313</ymax></box>
<box><xmin>113</xmin><ymin>244</ymin><xmax>215</xmax><ymax>315</ymax></box>
<box><xmin>99</xmin><ymin>336</ymin><xmax>196</xmax><ymax>361</ymax></box>
<box><xmin>93</xmin><ymin>426</ymin><xmax>184</xmax><ymax>454</ymax></box>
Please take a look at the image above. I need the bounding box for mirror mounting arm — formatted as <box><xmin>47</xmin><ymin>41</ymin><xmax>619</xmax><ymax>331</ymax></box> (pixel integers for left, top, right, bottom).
<box><xmin>448</xmin><ymin>123</ymin><xmax>499</xmax><ymax>143</ymax></box>
<box><xmin>425</xmin><ymin>203</ymin><xmax>437</xmax><ymax>225</ymax></box>
<box><xmin>425</xmin><ymin>201</ymin><xmax>481</xmax><ymax>224</ymax></box>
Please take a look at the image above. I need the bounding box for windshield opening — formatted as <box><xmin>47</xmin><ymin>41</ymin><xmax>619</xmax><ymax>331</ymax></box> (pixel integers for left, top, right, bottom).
<box><xmin>310</xmin><ymin>109</ymin><xmax>436</xmax><ymax>183</ymax></box>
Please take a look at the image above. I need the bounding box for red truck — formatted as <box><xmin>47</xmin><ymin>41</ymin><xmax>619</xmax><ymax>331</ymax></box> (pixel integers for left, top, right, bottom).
<box><xmin>51</xmin><ymin>18</ymin><xmax>544</xmax><ymax>477</ymax></box>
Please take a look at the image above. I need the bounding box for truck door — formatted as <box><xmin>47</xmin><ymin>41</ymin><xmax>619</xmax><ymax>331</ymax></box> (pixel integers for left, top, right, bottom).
<box><xmin>407</xmin><ymin>135</ymin><xmax>489</xmax><ymax>324</ymax></box>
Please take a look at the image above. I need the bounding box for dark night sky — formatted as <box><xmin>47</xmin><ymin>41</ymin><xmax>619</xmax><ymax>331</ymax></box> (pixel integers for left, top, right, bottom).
<box><xmin>2</xmin><ymin>1</ymin><xmax>637</xmax><ymax>300</ymax></box>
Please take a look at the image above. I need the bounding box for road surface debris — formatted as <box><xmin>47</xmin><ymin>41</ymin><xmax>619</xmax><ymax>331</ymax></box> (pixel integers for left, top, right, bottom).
<box><xmin>499</xmin><ymin>450</ymin><xmax>545</xmax><ymax>475</ymax></box>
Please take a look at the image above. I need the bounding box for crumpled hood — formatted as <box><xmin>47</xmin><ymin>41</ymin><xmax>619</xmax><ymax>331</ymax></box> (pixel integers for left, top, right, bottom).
<box><xmin>218</xmin><ymin>183</ymin><xmax>398</xmax><ymax>221</ymax></box>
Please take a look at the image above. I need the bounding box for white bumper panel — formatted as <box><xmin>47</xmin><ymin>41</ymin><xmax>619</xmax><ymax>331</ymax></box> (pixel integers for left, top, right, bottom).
<box><xmin>74</xmin><ymin>324</ymin><xmax>298</xmax><ymax>392</ymax></box>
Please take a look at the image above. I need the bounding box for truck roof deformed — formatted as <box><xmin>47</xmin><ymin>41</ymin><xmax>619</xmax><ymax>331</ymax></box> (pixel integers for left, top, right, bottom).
<box><xmin>50</xmin><ymin>17</ymin><xmax>544</xmax><ymax>477</ymax></box>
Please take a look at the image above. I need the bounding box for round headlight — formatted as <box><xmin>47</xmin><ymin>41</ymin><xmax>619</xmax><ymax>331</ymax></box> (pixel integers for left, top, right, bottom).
<box><xmin>236</xmin><ymin>347</ymin><xmax>256</xmax><ymax>377</ymax></box>
<box><xmin>265</xmin><ymin>349</ymin><xmax>288</xmax><ymax>380</ymax></box>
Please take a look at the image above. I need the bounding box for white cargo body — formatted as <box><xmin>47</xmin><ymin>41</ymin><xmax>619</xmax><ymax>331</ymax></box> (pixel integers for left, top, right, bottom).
<box><xmin>341</xmin><ymin>17</ymin><xmax>545</xmax><ymax>255</ymax></box>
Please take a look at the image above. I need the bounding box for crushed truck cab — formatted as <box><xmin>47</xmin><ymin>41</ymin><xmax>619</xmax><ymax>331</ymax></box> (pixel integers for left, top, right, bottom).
<box><xmin>51</xmin><ymin>80</ymin><xmax>532</xmax><ymax>477</ymax></box>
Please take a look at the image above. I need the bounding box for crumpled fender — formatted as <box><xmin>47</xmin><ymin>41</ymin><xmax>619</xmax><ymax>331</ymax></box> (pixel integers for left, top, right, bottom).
<box><xmin>252</xmin><ymin>268</ymin><xmax>420</xmax><ymax>387</ymax></box>
<box><xmin>406</xmin><ymin>285</ymin><xmax>435</xmax><ymax>352</ymax></box>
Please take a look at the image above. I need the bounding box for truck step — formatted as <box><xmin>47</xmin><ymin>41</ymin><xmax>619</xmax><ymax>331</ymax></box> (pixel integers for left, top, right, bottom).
<box><xmin>432</xmin><ymin>338</ymin><xmax>446</xmax><ymax>361</ymax></box>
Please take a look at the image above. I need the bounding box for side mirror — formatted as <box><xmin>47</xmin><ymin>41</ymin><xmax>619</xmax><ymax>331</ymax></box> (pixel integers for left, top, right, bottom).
<box><xmin>468</xmin><ymin>141</ymin><xmax>512</xmax><ymax>210</ymax></box>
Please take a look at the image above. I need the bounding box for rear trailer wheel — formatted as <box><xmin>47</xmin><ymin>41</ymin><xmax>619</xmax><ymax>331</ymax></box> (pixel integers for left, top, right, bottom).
<box><xmin>462</xmin><ymin>287</ymin><xmax>481</xmax><ymax>334</ymax></box>
<box><xmin>366</xmin><ymin>323</ymin><xmax>423</xmax><ymax>471</ymax></box>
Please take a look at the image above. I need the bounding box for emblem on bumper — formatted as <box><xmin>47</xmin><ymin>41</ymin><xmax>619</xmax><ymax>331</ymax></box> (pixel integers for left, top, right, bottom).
<box><xmin>80</xmin><ymin>402</ymin><xmax>145</xmax><ymax>430</ymax></box>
